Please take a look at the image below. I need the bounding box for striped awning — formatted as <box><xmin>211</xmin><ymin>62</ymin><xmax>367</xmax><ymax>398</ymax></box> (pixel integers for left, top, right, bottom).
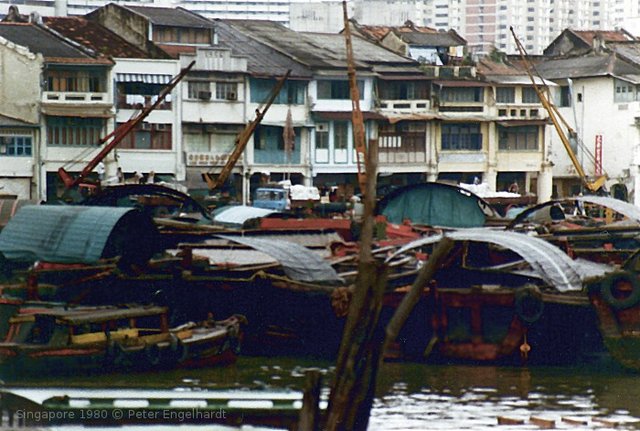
<box><xmin>116</xmin><ymin>73</ymin><xmax>172</xmax><ymax>84</ymax></box>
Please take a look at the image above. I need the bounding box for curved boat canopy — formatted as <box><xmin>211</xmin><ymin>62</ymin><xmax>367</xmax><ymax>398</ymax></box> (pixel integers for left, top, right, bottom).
<box><xmin>376</xmin><ymin>182</ymin><xmax>498</xmax><ymax>228</ymax></box>
<box><xmin>0</xmin><ymin>205</ymin><xmax>158</xmax><ymax>264</ymax></box>
<box><xmin>387</xmin><ymin>228</ymin><xmax>614</xmax><ymax>292</ymax></box>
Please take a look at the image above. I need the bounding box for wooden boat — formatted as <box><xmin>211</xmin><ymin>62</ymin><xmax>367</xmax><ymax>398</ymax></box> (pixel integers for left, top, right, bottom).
<box><xmin>0</xmin><ymin>305</ymin><xmax>245</xmax><ymax>374</ymax></box>
<box><xmin>587</xmin><ymin>250</ymin><xmax>640</xmax><ymax>370</ymax></box>
<box><xmin>507</xmin><ymin>195</ymin><xmax>640</xmax><ymax>265</ymax></box>
<box><xmin>384</xmin><ymin>228</ymin><xmax>616</xmax><ymax>365</ymax></box>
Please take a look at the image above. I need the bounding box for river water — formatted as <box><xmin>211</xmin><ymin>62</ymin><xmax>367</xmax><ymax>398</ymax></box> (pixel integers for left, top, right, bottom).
<box><xmin>4</xmin><ymin>356</ymin><xmax>640</xmax><ymax>430</ymax></box>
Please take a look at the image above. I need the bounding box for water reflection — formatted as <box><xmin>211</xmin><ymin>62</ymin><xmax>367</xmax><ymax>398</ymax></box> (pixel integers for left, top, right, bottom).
<box><xmin>4</xmin><ymin>357</ymin><xmax>640</xmax><ymax>430</ymax></box>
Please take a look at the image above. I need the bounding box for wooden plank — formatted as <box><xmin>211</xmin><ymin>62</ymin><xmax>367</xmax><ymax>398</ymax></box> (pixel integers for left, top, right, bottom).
<box><xmin>497</xmin><ymin>416</ymin><xmax>524</xmax><ymax>425</ymax></box>
<box><xmin>530</xmin><ymin>416</ymin><xmax>555</xmax><ymax>429</ymax></box>
<box><xmin>561</xmin><ymin>416</ymin><xmax>588</xmax><ymax>425</ymax></box>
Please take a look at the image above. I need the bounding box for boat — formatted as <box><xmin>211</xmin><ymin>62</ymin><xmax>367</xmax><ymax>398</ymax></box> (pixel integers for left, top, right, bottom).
<box><xmin>0</xmin><ymin>304</ymin><xmax>245</xmax><ymax>374</ymax></box>
<box><xmin>384</xmin><ymin>228</ymin><xmax>616</xmax><ymax>365</ymax></box>
<box><xmin>507</xmin><ymin>195</ymin><xmax>640</xmax><ymax>265</ymax></box>
<box><xmin>587</xmin><ymin>249</ymin><xmax>640</xmax><ymax>370</ymax></box>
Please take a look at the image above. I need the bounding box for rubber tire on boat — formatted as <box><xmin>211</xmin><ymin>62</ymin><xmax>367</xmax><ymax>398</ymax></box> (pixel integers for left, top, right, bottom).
<box><xmin>514</xmin><ymin>285</ymin><xmax>544</xmax><ymax>325</ymax></box>
<box><xmin>600</xmin><ymin>271</ymin><xmax>640</xmax><ymax>310</ymax></box>
<box><xmin>144</xmin><ymin>344</ymin><xmax>162</xmax><ymax>367</ymax></box>
<box><xmin>170</xmin><ymin>334</ymin><xmax>189</xmax><ymax>363</ymax></box>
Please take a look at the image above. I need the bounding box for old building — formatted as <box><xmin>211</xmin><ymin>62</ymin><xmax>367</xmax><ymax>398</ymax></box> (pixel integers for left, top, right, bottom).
<box><xmin>0</xmin><ymin>10</ymin><xmax>114</xmax><ymax>201</ymax></box>
<box><xmin>43</xmin><ymin>15</ymin><xmax>181</xmax><ymax>190</ymax></box>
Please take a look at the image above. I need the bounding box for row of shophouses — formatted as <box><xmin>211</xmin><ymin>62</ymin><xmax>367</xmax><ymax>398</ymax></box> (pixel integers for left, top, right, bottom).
<box><xmin>1</xmin><ymin>3</ymin><xmax>640</xmax><ymax>206</ymax></box>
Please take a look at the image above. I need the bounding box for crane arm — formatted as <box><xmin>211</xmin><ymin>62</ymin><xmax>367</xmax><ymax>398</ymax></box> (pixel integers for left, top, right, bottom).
<box><xmin>203</xmin><ymin>69</ymin><xmax>291</xmax><ymax>191</ymax></box>
<box><xmin>342</xmin><ymin>0</ymin><xmax>368</xmax><ymax>197</ymax></box>
<box><xmin>510</xmin><ymin>28</ymin><xmax>606</xmax><ymax>193</ymax></box>
<box><xmin>58</xmin><ymin>60</ymin><xmax>196</xmax><ymax>189</ymax></box>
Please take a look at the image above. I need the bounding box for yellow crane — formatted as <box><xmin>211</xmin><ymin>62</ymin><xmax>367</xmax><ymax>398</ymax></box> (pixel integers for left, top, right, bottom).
<box><xmin>510</xmin><ymin>27</ymin><xmax>607</xmax><ymax>193</ymax></box>
<box><xmin>202</xmin><ymin>70</ymin><xmax>291</xmax><ymax>191</ymax></box>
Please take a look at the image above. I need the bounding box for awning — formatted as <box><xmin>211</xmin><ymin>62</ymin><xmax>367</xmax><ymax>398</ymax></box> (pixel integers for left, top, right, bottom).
<box><xmin>497</xmin><ymin>120</ymin><xmax>549</xmax><ymax>127</ymax></box>
<box><xmin>116</xmin><ymin>73</ymin><xmax>172</xmax><ymax>84</ymax></box>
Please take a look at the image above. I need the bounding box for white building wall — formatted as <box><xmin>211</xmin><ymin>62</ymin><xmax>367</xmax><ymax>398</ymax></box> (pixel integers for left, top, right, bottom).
<box><xmin>551</xmin><ymin>77</ymin><xmax>640</xmax><ymax>198</ymax></box>
<box><xmin>112</xmin><ymin>58</ymin><xmax>183</xmax><ymax>181</ymax></box>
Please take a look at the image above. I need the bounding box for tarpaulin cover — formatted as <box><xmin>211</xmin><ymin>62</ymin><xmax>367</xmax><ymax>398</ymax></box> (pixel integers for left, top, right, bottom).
<box><xmin>217</xmin><ymin>234</ymin><xmax>341</xmax><ymax>283</ymax></box>
<box><xmin>377</xmin><ymin>182</ymin><xmax>494</xmax><ymax>227</ymax></box>
<box><xmin>387</xmin><ymin>228</ymin><xmax>614</xmax><ymax>292</ymax></box>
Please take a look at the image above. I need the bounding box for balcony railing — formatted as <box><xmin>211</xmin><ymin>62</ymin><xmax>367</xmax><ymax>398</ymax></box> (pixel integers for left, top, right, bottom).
<box><xmin>43</xmin><ymin>92</ymin><xmax>108</xmax><ymax>103</ymax></box>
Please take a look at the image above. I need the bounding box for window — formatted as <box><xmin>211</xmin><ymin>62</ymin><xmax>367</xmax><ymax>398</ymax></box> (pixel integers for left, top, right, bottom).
<box><xmin>441</xmin><ymin>123</ymin><xmax>482</xmax><ymax>150</ymax></box>
<box><xmin>522</xmin><ymin>87</ymin><xmax>539</xmax><ymax>103</ymax></box>
<box><xmin>188</xmin><ymin>81</ymin><xmax>211</xmax><ymax>99</ymax></box>
<box><xmin>0</xmin><ymin>135</ymin><xmax>31</xmax><ymax>156</ymax></box>
<box><xmin>558</xmin><ymin>86</ymin><xmax>571</xmax><ymax>107</ymax></box>
<box><xmin>334</xmin><ymin>121</ymin><xmax>349</xmax><ymax>150</ymax></box>
<box><xmin>317</xmin><ymin>80</ymin><xmax>364</xmax><ymax>100</ymax></box>
<box><xmin>117</xmin><ymin>123</ymin><xmax>172</xmax><ymax>150</ymax></box>
<box><xmin>315</xmin><ymin>123</ymin><xmax>329</xmax><ymax>163</ymax></box>
<box><xmin>496</xmin><ymin>87</ymin><xmax>515</xmax><ymax>103</ymax></box>
<box><xmin>153</xmin><ymin>26</ymin><xmax>211</xmax><ymax>44</ymax></box>
<box><xmin>250</xmin><ymin>79</ymin><xmax>306</xmax><ymax>104</ymax></box>
<box><xmin>45</xmin><ymin>69</ymin><xmax>105</xmax><ymax>92</ymax></box>
<box><xmin>615</xmin><ymin>79</ymin><xmax>635</xmax><ymax>103</ymax></box>
<box><xmin>498</xmin><ymin>125</ymin><xmax>538</xmax><ymax>150</ymax></box>
<box><xmin>333</xmin><ymin>121</ymin><xmax>349</xmax><ymax>163</ymax></box>
<box><xmin>378</xmin><ymin>81</ymin><xmax>429</xmax><ymax>100</ymax></box>
<box><xmin>440</xmin><ymin>87</ymin><xmax>484</xmax><ymax>102</ymax></box>
<box><xmin>117</xmin><ymin>82</ymin><xmax>171</xmax><ymax>110</ymax></box>
<box><xmin>47</xmin><ymin>117</ymin><xmax>104</xmax><ymax>147</ymax></box>
<box><xmin>214</xmin><ymin>82</ymin><xmax>238</xmax><ymax>100</ymax></box>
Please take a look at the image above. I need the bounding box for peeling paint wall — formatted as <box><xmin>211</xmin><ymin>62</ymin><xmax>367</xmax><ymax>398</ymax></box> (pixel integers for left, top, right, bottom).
<box><xmin>0</xmin><ymin>37</ymin><xmax>42</xmax><ymax>124</ymax></box>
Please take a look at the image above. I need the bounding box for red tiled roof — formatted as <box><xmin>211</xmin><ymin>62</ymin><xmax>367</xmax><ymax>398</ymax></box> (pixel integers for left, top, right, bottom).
<box><xmin>44</xmin><ymin>16</ymin><xmax>151</xmax><ymax>59</ymax></box>
<box><xmin>572</xmin><ymin>30</ymin><xmax>635</xmax><ymax>45</ymax></box>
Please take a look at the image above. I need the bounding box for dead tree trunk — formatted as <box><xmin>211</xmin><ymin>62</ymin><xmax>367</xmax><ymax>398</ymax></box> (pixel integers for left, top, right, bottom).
<box><xmin>325</xmin><ymin>141</ymin><xmax>387</xmax><ymax>431</ymax></box>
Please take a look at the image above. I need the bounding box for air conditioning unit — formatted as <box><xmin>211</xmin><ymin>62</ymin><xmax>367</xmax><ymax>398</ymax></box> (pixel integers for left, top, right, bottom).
<box><xmin>198</xmin><ymin>91</ymin><xmax>211</xmax><ymax>100</ymax></box>
<box><xmin>226</xmin><ymin>91</ymin><xmax>237</xmax><ymax>101</ymax></box>
<box><xmin>316</xmin><ymin>123</ymin><xmax>328</xmax><ymax>132</ymax></box>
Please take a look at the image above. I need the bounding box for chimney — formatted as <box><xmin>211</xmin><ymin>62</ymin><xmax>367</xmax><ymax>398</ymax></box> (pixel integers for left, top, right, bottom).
<box><xmin>29</xmin><ymin>11</ymin><xmax>42</xmax><ymax>25</ymax></box>
<box><xmin>54</xmin><ymin>0</ymin><xmax>68</xmax><ymax>17</ymax></box>
<box><xmin>592</xmin><ymin>33</ymin><xmax>605</xmax><ymax>53</ymax></box>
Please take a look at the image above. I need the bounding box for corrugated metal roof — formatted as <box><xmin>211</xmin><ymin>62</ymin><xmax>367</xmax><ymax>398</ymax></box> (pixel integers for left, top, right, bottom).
<box><xmin>221</xmin><ymin>19</ymin><xmax>415</xmax><ymax>72</ymax></box>
<box><xmin>0</xmin><ymin>22</ymin><xmax>111</xmax><ymax>64</ymax></box>
<box><xmin>536</xmin><ymin>54</ymin><xmax>640</xmax><ymax>80</ymax></box>
<box><xmin>217</xmin><ymin>234</ymin><xmax>341</xmax><ymax>283</ymax></box>
<box><xmin>387</xmin><ymin>228</ymin><xmax>612</xmax><ymax>292</ymax></box>
<box><xmin>215</xmin><ymin>20</ymin><xmax>312</xmax><ymax>79</ymax></box>
<box><xmin>0</xmin><ymin>205</ymin><xmax>157</xmax><ymax>264</ymax></box>
<box><xmin>124</xmin><ymin>5</ymin><xmax>214</xmax><ymax>28</ymax></box>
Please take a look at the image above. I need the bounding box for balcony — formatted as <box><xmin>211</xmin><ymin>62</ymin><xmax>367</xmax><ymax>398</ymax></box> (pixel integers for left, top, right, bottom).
<box><xmin>378</xmin><ymin>100</ymin><xmax>431</xmax><ymax>112</ymax></box>
<box><xmin>43</xmin><ymin>91</ymin><xmax>108</xmax><ymax>103</ymax></box>
<box><xmin>186</xmin><ymin>152</ymin><xmax>242</xmax><ymax>167</ymax></box>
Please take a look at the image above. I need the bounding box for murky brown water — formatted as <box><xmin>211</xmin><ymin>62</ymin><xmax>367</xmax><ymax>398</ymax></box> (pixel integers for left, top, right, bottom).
<box><xmin>4</xmin><ymin>356</ymin><xmax>640</xmax><ymax>430</ymax></box>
